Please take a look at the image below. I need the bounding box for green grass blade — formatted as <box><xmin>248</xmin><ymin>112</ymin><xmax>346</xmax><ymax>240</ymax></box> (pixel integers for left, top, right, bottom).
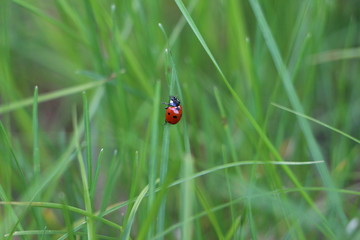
<box><xmin>0</xmin><ymin>78</ymin><xmax>110</xmax><ymax>114</ymax></box>
<box><xmin>83</xmin><ymin>92</ymin><xmax>92</xmax><ymax>192</ymax></box>
<box><xmin>32</xmin><ymin>86</ymin><xmax>40</xmax><ymax>175</ymax></box>
<box><xmin>225</xmin><ymin>216</ymin><xmax>241</xmax><ymax>240</ymax></box>
<box><xmin>72</xmin><ymin>108</ymin><xmax>96</xmax><ymax>239</ymax></box>
<box><xmin>196</xmin><ymin>186</ymin><xmax>225</xmax><ymax>239</ymax></box>
<box><xmin>122</xmin><ymin>185</ymin><xmax>149</xmax><ymax>240</ymax></box>
<box><xmin>61</xmin><ymin>202</ymin><xmax>75</xmax><ymax>240</ymax></box>
<box><xmin>0</xmin><ymin>121</ymin><xmax>27</xmax><ymax>184</ymax></box>
<box><xmin>0</xmin><ymin>201</ymin><xmax>121</xmax><ymax>231</ymax></box>
<box><xmin>100</xmin><ymin>150</ymin><xmax>121</xmax><ymax>213</ymax></box>
<box><xmin>272</xmin><ymin>103</ymin><xmax>360</xmax><ymax>144</ymax></box>
<box><xmin>91</xmin><ymin>148</ymin><xmax>104</xmax><ymax>201</ymax></box>
<box><xmin>147</xmin><ymin>81</ymin><xmax>161</xmax><ymax>239</ymax></box>
<box><xmin>156</xmin><ymin>48</ymin><xmax>171</xmax><ymax>238</ymax></box>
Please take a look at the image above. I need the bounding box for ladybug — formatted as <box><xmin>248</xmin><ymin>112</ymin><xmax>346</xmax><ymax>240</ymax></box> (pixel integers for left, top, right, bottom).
<box><xmin>163</xmin><ymin>96</ymin><xmax>183</xmax><ymax>124</ymax></box>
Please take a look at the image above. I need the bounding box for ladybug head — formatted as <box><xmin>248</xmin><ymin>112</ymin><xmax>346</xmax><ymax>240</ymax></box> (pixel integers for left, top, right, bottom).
<box><xmin>169</xmin><ymin>96</ymin><xmax>180</xmax><ymax>107</ymax></box>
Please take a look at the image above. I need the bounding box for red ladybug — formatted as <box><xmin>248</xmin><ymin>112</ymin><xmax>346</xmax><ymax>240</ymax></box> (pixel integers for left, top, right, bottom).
<box><xmin>163</xmin><ymin>96</ymin><xmax>183</xmax><ymax>124</ymax></box>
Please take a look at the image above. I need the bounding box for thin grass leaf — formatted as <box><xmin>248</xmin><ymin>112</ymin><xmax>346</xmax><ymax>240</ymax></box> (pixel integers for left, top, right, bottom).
<box><xmin>196</xmin><ymin>186</ymin><xmax>225</xmax><ymax>239</ymax></box>
<box><xmin>147</xmin><ymin>81</ymin><xmax>161</xmax><ymax>239</ymax></box>
<box><xmin>156</xmin><ymin>49</ymin><xmax>171</xmax><ymax>239</ymax></box>
<box><xmin>272</xmin><ymin>103</ymin><xmax>360</xmax><ymax>144</ymax></box>
<box><xmin>83</xmin><ymin>92</ymin><xmax>92</xmax><ymax>192</ymax></box>
<box><xmin>5</xmin><ymin>230</ymin><xmax>117</xmax><ymax>239</ymax></box>
<box><xmin>225</xmin><ymin>216</ymin><xmax>241</xmax><ymax>240</ymax></box>
<box><xmin>0</xmin><ymin>78</ymin><xmax>110</xmax><ymax>114</ymax></box>
<box><xmin>91</xmin><ymin>148</ymin><xmax>104</xmax><ymax>201</ymax></box>
<box><xmin>100</xmin><ymin>150</ymin><xmax>121</xmax><ymax>214</ymax></box>
<box><xmin>61</xmin><ymin>202</ymin><xmax>75</xmax><ymax>240</ymax></box>
<box><xmin>0</xmin><ymin>201</ymin><xmax>121</xmax><ymax>230</ymax></box>
<box><xmin>72</xmin><ymin>108</ymin><xmax>96</xmax><ymax>239</ymax></box>
<box><xmin>0</xmin><ymin>122</ymin><xmax>27</xmax><ymax>184</ymax></box>
<box><xmin>0</xmin><ymin>185</ymin><xmax>26</xmax><ymax>238</ymax></box>
<box><xmin>122</xmin><ymin>185</ymin><xmax>149</xmax><ymax>240</ymax></box>
<box><xmin>32</xmin><ymin>86</ymin><xmax>40</xmax><ymax>175</ymax></box>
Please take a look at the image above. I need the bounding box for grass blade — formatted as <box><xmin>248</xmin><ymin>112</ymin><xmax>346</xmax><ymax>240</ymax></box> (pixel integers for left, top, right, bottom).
<box><xmin>33</xmin><ymin>86</ymin><xmax>40</xmax><ymax>175</ymax></box>
<box><xmin>0</xmin><ymin>78</ymin><xmax>110</xmax><ymax>114</ymax></box>
<box><xmin>122</xmin><ymin>186</ymin><xmax>149</xmax><ymax>240</ymax></box>
<box><xmin>248</xmin><ymin>0</ymin><xmax>346</xmax><ymax>225</ymax></box>
<box><xmin>83</xmin><ymin>92</ymin><xmax>92</xmax><ymax>192</ymax></box>
<box><xmin>147</xmin><ymin>81</ymin><xmax>161</xmax><ymax>239</ymax></box>
<box><xmin>272</xmin><ymin>103</ymin><xmax>360</xmax><ymax>144</ymax></box>
<box><xmin>91</xmin><ymin>148</ymin><xmax>104</xmax><ymax>201</ymax></box>
<box><xmin>72</xmin><ymin>107</ymin><xmax>95</xmax><ymax>239</ymax></box>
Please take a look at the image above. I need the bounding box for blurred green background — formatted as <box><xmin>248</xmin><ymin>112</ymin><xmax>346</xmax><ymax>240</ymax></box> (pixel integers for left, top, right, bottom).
<box><xmin>1</xmin><ymin>0</ymin><xmax>360</xmax><ymax>239</ymax></box>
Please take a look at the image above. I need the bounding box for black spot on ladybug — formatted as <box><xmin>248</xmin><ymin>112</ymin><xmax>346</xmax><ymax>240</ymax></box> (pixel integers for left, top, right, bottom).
<box><xmin>168</xmin><ymin>112</ymin><xmax>170</xmax><ymax>115</ymax></box>
<box><xmin>173</xmin><ymin>116</ymin><xmax>177</xmax><ymax>118</ymax></box>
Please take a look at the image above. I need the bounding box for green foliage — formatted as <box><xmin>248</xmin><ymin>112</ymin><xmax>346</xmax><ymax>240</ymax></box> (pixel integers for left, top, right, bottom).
<box><xmin>1</xmin><ymin>0</ymin><xmax>360</xmax><ymax>239</ymax></box>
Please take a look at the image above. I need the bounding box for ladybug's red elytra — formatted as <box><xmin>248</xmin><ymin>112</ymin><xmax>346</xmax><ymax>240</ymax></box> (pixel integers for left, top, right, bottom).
<box><xmin>162</xmin><ymin>96</ymin><xmax>183</xmax><ymax>124</ymax></box>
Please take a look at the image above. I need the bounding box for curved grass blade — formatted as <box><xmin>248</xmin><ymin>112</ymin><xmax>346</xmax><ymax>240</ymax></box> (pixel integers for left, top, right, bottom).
<box><xmin>122</xmin><ymin>185</ymin><xmax>149</xmax><ymax>240</ymax></box>
<box><xmin>272</xmin><ymin>103</ymin><xmax>360</xmax><ymax>144</ymax></box>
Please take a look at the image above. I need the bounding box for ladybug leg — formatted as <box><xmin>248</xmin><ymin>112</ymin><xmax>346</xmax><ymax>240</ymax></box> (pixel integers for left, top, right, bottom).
<box><xmin>161</xmin><ymin>102</ymin><xmax>170</xmax><ymax>109</ymax></box>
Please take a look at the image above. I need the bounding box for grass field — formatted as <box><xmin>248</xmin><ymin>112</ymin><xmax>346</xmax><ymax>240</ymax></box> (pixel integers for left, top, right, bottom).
<box><xmin>1</xmin><ymin>0</ymin><xmax>360</xmax><ymax>239</ymax></box>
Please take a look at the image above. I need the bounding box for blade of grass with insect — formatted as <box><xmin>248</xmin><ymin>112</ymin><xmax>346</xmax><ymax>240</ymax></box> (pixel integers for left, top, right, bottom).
<box><xmin>73</xmin><ymin>106</ymin><xmax>96</xmax><ymax>239</ymax></box>
<box><xmin>156</xmin><ymin>24</ymin><xmax>173</xmax><ymax>239</ymax></box>
<box><xmin>248</xmin><ymin>0</ymin><xmax>347</xmax><ymax>225</ymax></box>
<box><xmin>167</xmin><ymin>48</ymin><xmax>194</xmax><ymax>240</ymax></box>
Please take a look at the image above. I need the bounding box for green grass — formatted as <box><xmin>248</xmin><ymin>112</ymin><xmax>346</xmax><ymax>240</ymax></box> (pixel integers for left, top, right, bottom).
<box><xmin>1</xmin><ymin>0</ymin><xmax>360</xmax><ymax>239</ymax></box>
